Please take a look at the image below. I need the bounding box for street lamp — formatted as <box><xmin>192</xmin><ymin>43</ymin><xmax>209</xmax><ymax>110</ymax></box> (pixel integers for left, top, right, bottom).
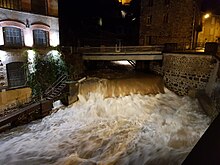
<box><xmin>204</xmin><ymin>13</ymin><xmax>211</xmax><ymax>19</ymax></box>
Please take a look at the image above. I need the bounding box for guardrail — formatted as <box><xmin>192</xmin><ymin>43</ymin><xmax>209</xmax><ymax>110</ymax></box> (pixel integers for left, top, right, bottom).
<box><xmin>44</xmin><ymin>74</ymin><xmax>67</xmax><ymax>98</ymax></box>
<box><xmin>0</xmin><ymin>100</ymin><xmax>52</xmax><ymax>133</ymax></box>
<box><xmin>77</xmin><ymin>45</ymin><xmax>164</xmax><ymax>54</ymax></box>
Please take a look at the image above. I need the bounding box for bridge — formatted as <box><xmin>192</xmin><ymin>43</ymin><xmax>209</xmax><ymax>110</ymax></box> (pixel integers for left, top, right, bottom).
<box><xmin>77</xmin><ymin>45</ymin><xmax>164</xmax><ymax>61</ymax></box>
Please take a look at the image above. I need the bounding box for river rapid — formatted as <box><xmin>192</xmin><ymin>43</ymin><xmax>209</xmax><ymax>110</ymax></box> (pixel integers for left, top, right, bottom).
<box><xmin>0</xmin><ymin>62</ymin><xmax>211</xmax><ymax>165</ymax></box>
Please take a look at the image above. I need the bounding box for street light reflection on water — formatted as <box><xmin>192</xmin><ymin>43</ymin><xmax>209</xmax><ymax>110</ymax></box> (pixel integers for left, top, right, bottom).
<box><xmin>0</xmin><ymin>64</ymin><xmax>211</xmax><ymax>165</ymax></box>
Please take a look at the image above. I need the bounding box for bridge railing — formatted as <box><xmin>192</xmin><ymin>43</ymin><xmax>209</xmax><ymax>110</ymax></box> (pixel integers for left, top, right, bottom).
<box><xmin>77</xmin><ymin>45</ymin><xmax>164</xmax><ymax>54</ymax></box>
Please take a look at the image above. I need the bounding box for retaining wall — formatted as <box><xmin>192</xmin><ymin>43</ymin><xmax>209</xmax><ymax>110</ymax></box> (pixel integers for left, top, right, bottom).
<box><xmin>162</xmin><ymin>53</ymin><xmax>214</xmax><ymax>96</ymax></box>
<box><xmin>0</xmin><ymin>87</ymin><xmax>32</xmax><ymax>115</ymax></box>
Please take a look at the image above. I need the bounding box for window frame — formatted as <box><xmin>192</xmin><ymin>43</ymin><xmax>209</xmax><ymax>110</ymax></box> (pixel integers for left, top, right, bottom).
<box><xmin>6</xmin><ymin>62</ymin><xmax>26</xmax><ymax>88</ymax></box>
<box><xmin>33</xmin><ymin>29</ymin><xmax>49</xmax><ymax>47</ymax></box>
<box><xmin>3</xmin><ymin>26</ymin><xmax>24</xmax><ymax>48</ymax></box>
<box><xmin>146</xmin><ymin>15</ymin><xmax>152</xmax><ymax>25</ymax></box>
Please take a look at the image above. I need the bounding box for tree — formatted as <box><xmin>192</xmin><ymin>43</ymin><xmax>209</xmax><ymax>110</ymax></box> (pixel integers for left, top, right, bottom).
<box><xmin>27</xmin><ymin>52</ymin><xmax>68</xmax><ymax>99</ymax></box>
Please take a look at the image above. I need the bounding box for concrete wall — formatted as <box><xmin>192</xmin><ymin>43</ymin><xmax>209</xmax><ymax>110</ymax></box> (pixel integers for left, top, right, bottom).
<box><xmin>0</xmin><ymin>87</ymin><xmax>32</xmax><ymax>115</ymax></box>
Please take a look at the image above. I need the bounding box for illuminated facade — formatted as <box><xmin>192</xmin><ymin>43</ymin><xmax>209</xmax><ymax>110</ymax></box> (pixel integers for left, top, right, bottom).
<box><xmin>198</xmin><ymin>13</ymin><xmax>220</xmax><ymax>46</ymax></box>
<box><xmin>0</xmin><ymin>0</ymin><xmax>59</xmax><ymax>89</ymax></box>
<box><xmin>139</xmin><ymin>0</ymin><xmax>202</xmax><ymax>49</ymax></box>
<box><xmin>119</xmin><ymin>0</ymin><xmax>131</xmax><ymax>5</ymax></box>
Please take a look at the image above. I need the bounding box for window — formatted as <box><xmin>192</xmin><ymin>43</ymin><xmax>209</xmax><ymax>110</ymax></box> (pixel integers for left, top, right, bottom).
<box><xmin>33</xmin><ymin>29</ymin><xmax>49</xmax><ymax>47</ymax></box>
<box><xmin>163</xmin><ymin>13</ymin><xmax>168</xmax><ymax>23</ymax></box>
<box><xmin>0</xmin><ymin>0</ymin><xmax>21</xmax><ymax>10</ymax></box>
<box><xmin>147</xmin><ymin>0</ymin><xmax>153</xmax><ymax>7</ymax></box>
<box><xmin>31</xmin><ymin>0</ymin><xmax>47</xmax><ymax>15</ymax></box>
<box><xmin>210</xmin><ymin>28</ymin><xmax>214</xmax><ymax>35</ymax></box>
<box><xmin>7</xmin><ymin>62</ymin><xmax>26</xmax><ymax>87</ymax></box>
<box><xmin>164</xmin><ymin>0</ymin><xmax>170</xmax><ymax>5</ymax></box>
<box><xmin>3</xmin><ymin>27</ymin><xmax>23</xmax><ymax>47</ymax></box>
<box><xmin>147</xmin><ymin>15</ymin><xmax>152</xmax><ymax>24</ymax></box>
<box><xmin>211</xmin><ymin>17</ymin><xmax>215</xmax><ymax>25</ymax></box>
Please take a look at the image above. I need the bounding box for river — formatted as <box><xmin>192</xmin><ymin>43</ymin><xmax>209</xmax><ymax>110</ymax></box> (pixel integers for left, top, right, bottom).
<box><xmin>0</xmin><ymin>61</ymin><xmax>211</xmax><ymax>165</ymax></box>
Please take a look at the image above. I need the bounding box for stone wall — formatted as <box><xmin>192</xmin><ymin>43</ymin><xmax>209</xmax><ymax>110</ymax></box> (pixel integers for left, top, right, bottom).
<box><xmin>204</xmin><ymin>54</ymin><xmax>220</xmax><ymax>119</ymax></box>
<box><xmin>139</xmin><ymin>0</ymin><xmax>201</xmax><ymax>47</ymax></box>
<box><xmin>161</xmin><ymin>53</ymin><xmax>214</xmax><ymax>96</ymax></box>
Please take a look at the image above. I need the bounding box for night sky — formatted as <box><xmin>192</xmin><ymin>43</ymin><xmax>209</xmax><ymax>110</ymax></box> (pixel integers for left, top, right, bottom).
<box><xmin>58</xmin><ymin>0</ymin><xmax>219</xmax><ymax>46</ymax></box>
<box><xmin>201</xmin><ymin>0</ymin><xmax>220</xmax><ymax>14</ymax></box>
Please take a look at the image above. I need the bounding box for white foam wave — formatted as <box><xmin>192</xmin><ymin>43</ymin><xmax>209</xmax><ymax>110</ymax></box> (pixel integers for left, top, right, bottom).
<box><xmin>0</xmin><ymin>88</ymin><xmax>210</xmax><ymax>165</ymax></box>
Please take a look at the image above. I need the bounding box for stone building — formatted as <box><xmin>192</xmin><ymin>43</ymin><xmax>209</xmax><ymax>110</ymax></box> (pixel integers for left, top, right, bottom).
<box><xmin>197</xmin><ymin>13</ymin><xmax>220</xmax><ymax>46</ymax></box>
<box><xmin>139</xmin><ymin>0</ymin><xmax>202</xmax><ymax>49</ymax></box>
<box><xmin>0</xmin><ymin>0</ymin><xmax>59</xmax><ymax>110</ymax></box>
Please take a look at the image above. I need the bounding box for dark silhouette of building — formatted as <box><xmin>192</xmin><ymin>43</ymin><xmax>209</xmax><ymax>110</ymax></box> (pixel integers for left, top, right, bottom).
<box><xmin>58</xmin><ymin>0</ymin><xmax>141</xmax><ymax>47</ymax></box>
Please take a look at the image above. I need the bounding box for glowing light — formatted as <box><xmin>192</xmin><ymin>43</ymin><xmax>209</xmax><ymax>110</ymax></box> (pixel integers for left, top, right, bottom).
<box><xmin>27</xmin><ymin>50</ymin><xmax>36</xmax><ymax>73</ymax></box>
<box><xmin>98</xmin><ymin>18</ymin><xmax>102</xmax><ymax>26</ymax></box>
<box><xmin>121</xmin><ymin>10</ymin><xmax>126</xmax><ymax>18</ymax></box>
<box><xmin>47</xmin><ymin>50</ymin><xmax>61</xmax><ymax>60</ymax></box>
<box><xmin>113</xmin><ymin>60</ymin><xmax>131</xmax><ymax>65</ymax></box>
<box><xmin>24</xmin><ymin>29</ymin><xmax>33</xmax><ymax>47</ymax></box>
<box><xmin>0</xmin><ymin>50</ymin><xmax>7</xmax><ymax>62</ymax></box>
<box><xmin>0</xmin><ymin>27</ymin><xmax>4</xmax><ymax>46</ymax></box>
<box><xmin>204</xmin><ymin>13</ymin><xmax>210</xmax><ymax>19</ymax></box>
<box><xmin>50</xmin><ymin>31</ymin><xmax>59</xmax><ymax>47</ymax></box>
<box><xmin>119</xmin><ymin>0</ymin><xmax>131</xmax><ymax>4</ymax></box>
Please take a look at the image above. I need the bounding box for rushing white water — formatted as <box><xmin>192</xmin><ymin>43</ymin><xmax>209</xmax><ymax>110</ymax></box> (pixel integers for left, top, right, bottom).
<box><xmin>0</xmin><ymin>87</ymin><xmax>210</xmax><ymax>165</ymax></box>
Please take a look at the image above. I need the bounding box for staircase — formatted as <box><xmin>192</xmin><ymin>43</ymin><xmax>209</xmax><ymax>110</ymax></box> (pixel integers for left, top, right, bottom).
<box><xmin>127</xmin><ymin>60</ymin><xmax>136</xmax><ymax>68</ymax></box>
<box><xmin>44</xmin><ymin>74</ymin><xmax>68</xmax><ymax>101</ymax></box>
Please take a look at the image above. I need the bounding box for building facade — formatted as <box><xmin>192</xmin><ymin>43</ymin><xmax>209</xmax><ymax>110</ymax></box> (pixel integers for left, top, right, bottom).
<box><xmin>198</xmin><ymin>13</ymin><xmax>220</xmax><ymax>46</ymax></box>
<box><xmin>139</xmin><ymin>0</ymin><xmax>202</xmax><ymax>49</ymax></box>
<box><xmin>0</xmin><ymin>0</ymin><xmax>59</xmax><ymax>89</ymax></box>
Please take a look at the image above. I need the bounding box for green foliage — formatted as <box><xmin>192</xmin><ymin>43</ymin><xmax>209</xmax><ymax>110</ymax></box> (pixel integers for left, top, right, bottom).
<box><xmin>27</xmin><ymin>53</ymin><xmax>68</xmax><ymax>98</ymax></box>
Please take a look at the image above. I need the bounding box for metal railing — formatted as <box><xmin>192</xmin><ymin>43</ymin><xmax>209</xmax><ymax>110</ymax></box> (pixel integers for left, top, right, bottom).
<box><xmin>44</xmin><ymin>74</ymin><xmax>67</xmax><ymax>98</ymax></box>
<box><xmin>77</xmin><ymin>45</ymin><xmax>164</xmax><ymax>54</ymax></box>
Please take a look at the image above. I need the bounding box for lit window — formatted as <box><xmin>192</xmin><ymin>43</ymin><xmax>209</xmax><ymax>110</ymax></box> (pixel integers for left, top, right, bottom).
<box><xmin>0</xmin><ymin>0</ymin><xmax>21</xmax><ymax>10</ymax></box>
<box><xmin>6</xmin><ymin>62</ymin><xmax>26</xmax><ymax>87</ymax></box>
<box><xmin>210</xmin><ymin>28</ymin><xmax>214</xmax><ymax>35</ymax></box>
<box><xmin>147</xmin><ymin>15</ymin><xmax>152</xmax><ymax>24</ymax></box>
<box><xmin>211</xmin><ymin>17</ymin><xmax>215</xmax><ymax>25</ymax></box>
<box><xmin>33</xmin><ymin>29</ymin><xmax>49</xmax><ymax>47</ymax></box>
<box><xmin>3</xmin><ymin>27</ymin><xmax>23</xmax><ymax>47</ymax></box>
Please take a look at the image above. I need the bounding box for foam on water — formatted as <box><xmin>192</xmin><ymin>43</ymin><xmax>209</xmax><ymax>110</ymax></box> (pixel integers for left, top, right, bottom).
<box><xmin>0</xmin><ymin>88</ymin><xmax>210</xmax><ymax>165</ymax></box>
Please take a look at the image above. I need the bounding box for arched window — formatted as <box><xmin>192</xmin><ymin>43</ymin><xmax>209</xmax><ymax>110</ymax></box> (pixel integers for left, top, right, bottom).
<box><xmin>6</xmin><ymin>62</ymin><xmax>26</xmax><ymax>87</ymax></box>
<box><xmin>33</xmin><ymin>29</ymin><xmax>49</xmax><ymax>47</ymax></box>
<box><xmin>3</xmin><ymin>27</ymin><xmax>24</xmax><ymax>47</ymax></box>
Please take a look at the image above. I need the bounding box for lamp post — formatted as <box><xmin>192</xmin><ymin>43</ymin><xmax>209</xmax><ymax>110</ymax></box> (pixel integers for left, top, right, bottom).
<box><xmin>202</xmin><ymin>12</ymin><xmax>211</xmax><ymax>47</ymax></box>
<box><xmin>191</xmin><ymin>0</ymin><xmax>197</xmax><ymax>50</ymax></box>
